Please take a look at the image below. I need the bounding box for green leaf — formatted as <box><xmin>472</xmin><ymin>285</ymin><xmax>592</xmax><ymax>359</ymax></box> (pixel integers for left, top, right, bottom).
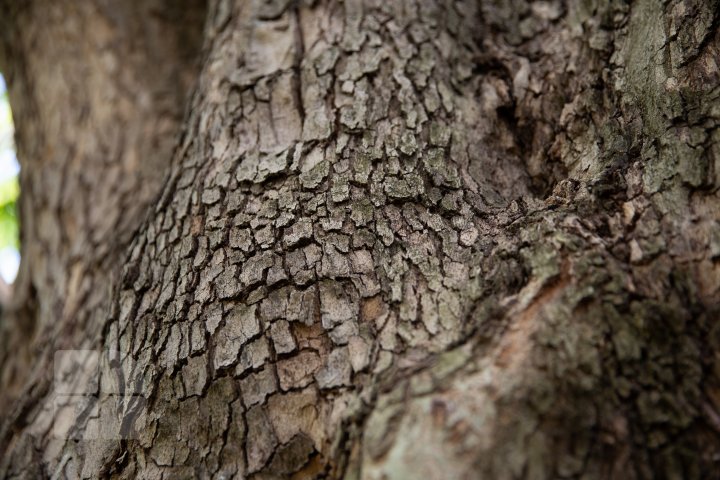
<box><xmin>0</xmin><ymin>177</ymin><xmax>18</xmax><ymax>249</ymax></box>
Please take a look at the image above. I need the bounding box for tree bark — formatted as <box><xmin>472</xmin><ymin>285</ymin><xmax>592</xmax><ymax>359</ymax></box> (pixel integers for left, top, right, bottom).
<box><xmin>1</xmin><ymin>0</ymin><xmax>720</xmax><ymax>478</ymax></box>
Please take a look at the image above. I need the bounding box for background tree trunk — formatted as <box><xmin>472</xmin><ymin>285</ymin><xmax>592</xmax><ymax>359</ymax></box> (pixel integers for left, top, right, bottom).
<box><xmin>1</xmin><ymin>0</ymin><xmax>719</xmax><ymax>478</ymax></box>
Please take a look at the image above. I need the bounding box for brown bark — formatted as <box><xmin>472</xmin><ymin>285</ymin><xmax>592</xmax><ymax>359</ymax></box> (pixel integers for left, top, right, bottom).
<box><xmin>1</xmin><ymin>0</ymin><xmax>720</xmax><ymax>479</ymax></box>
<box><xmin>0</xmin><ymin>0</ymin><xmax>206</xmax><ymax>468</ymax></box>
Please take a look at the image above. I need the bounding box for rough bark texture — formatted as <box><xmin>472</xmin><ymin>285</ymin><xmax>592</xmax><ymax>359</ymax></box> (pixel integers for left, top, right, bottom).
<box><xmin>0</xmin><ymin>0</ymin><xmax>206</xmax><ymax>466</ymax></box>
<box><xmin>1</xmin><ymin>0</ymin><xmax>720</xmax><ymax>479</ymax></box>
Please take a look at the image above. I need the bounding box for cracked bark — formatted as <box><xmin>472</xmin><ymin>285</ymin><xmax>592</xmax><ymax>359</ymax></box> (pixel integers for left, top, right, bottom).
<box><xmin>1</xmin><ymin>0</ymin><xmax>720</xmax><ymax>478</ymax></box>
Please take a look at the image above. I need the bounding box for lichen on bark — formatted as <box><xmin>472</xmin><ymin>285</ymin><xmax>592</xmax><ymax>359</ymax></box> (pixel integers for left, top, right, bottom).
<box><xmin>1</xmin><ymin>0</ymin><xmax>720</xmax><ymax>479</ymax></box>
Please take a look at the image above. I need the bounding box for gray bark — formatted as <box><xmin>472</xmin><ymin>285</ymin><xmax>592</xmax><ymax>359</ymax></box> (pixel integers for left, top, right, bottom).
<box><xmin>1</xmin><ymin>0</ymin><xmax>719</xmax><ymax>479</ymax></box>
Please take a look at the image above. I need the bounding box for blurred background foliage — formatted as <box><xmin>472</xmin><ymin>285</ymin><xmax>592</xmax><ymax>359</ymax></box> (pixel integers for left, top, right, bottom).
<box><xmin>0</xmin><ymin>74</ymin><xmax>20</xmax><ymax>283</ymax></box>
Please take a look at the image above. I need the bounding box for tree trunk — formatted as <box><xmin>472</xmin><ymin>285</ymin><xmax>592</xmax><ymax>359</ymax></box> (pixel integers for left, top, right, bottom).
<box><xmin>1</xmin><ymin>0</ymin><xmax>719</xmax><ymax>478</ymax></box>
